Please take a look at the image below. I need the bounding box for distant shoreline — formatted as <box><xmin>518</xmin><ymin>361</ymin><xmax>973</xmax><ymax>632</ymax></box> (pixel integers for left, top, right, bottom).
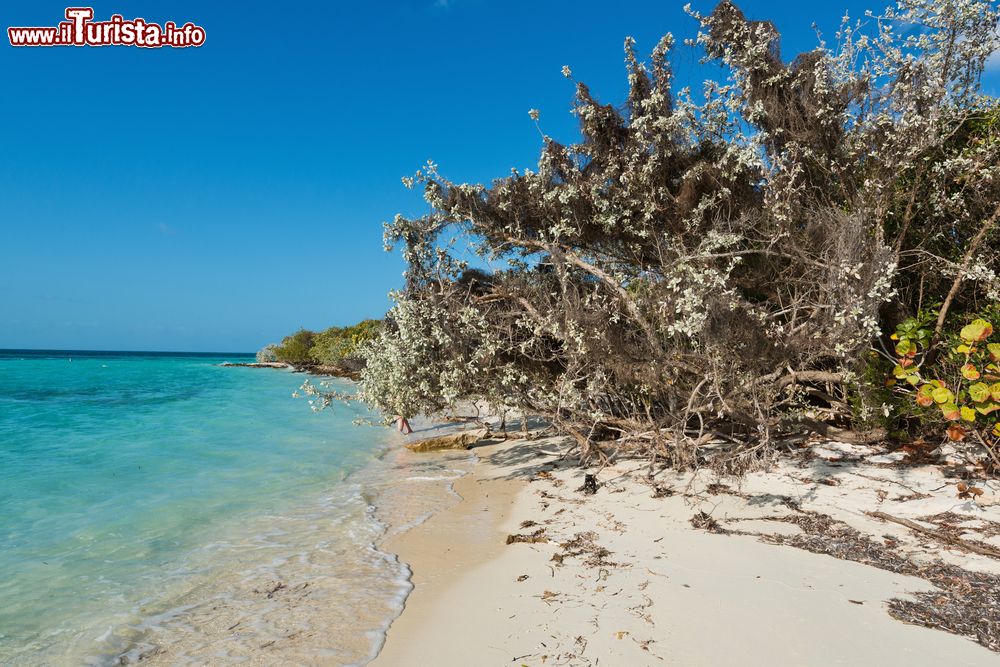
<box><xmin>218</xmin><ymin>361</ymin><xmax>290</xmax><ymax>369</ymax></box>
<box><xmin>219</xmin><ymin>360</ymin><xmax>361</xmax><ymax>380</ymax></box>
<box><xmin>0</xmin><ymin>348</ymin><xmax>254</xmax><ymax>358</ymax></box>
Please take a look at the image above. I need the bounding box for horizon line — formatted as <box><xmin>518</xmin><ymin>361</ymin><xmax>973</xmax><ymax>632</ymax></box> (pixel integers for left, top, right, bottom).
<box><xmin>0</xmin><ymin>347</ymin><xmax>254</xmax><ymax>356</ymax></box>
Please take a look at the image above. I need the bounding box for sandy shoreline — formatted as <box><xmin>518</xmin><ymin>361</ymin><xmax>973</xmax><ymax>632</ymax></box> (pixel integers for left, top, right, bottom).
<box><xmin>373</xmin><ymin>435</ymin><xmax>1000</xmax><ymax>666</ymax></box>
<box><xmin>372</xmin><ymin>448</ymin><xmax>526</xmax><ymax>666</ymax></box>
<box><xmin>112</xmin><ymin>427</ymin><xmax>479</xmax><ymax>667</ymax></box>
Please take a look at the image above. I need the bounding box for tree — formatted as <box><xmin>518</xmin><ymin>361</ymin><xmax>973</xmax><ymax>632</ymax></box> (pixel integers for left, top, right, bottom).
<box><xmin>337</xmin><ymin>0</ymin><xmax>999</xmax><ymax>470</ymax></box>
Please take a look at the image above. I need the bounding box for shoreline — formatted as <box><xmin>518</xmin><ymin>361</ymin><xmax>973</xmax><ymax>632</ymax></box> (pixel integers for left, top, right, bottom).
<box><xmin>372</xmin><ymin>435</ymin><xmax>1000</xmax><ymax>666</ymax></box>
<box><xmin>372</xmin><ymin>442</ymin><xmax>527</xmax><ymax>667</ymax></box>
<box><xmin>109</xmin><ymin>421</ymin><xmax>479</xmax><ymax>667</ymax></box>
<box><xmin>220</xmin><ymin>361</ymin><xmax>361</xmax><ymax>380</ymax></box>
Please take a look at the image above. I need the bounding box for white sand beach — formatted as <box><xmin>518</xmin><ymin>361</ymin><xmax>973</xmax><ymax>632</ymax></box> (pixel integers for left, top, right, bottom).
<box><xmin>374</xmin><ymin>434</ymin><xmax>1000</xmax><ymax>666</ymax></box>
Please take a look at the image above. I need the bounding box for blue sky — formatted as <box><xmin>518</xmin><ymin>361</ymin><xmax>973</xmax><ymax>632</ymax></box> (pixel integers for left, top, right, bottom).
<box><xmin>1</xmin><ymin>1</ymin><xmax>998</xmax><ymax>352</ymax></box>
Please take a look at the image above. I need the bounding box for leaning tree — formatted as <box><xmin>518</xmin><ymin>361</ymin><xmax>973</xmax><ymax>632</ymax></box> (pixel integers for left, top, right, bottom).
<box><xmin>329</xmin><ymin>0</ymin><xmax>1000</xmax><ymax>471</ymax></box>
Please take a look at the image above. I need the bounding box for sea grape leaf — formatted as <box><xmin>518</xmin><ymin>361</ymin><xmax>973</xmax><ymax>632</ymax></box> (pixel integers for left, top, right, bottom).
<box><xmin>946</xmin><ymin>423</ymin><xmax>966</xmax><ymax>441</ymax></box>
<box><xmin>932</xmin><ymin>387</ymin><xmax>954</xmax><ymax>405</ymax></box>
<box><xmin>960</xmin><ymin>319</ymin><xmax>994</xmax><ymax>343</ymax></box>
<box><xmin>961</xmin><ymin>363</ymin><xmax>981</xmax><ymax>381</ymax></box>
<box><xmin>939</xmin><ymin>403</ymin><xmax>961</xmax><ymax>420</ymax></box>
<box><xmin>969</xmin><ymin>382</ymin><xmax>991</xmax><ymax>402</ymax></box>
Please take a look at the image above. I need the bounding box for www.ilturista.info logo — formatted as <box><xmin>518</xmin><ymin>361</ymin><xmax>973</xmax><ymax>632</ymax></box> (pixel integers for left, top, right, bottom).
<box><xmin>8</xmin><ymin>8</ymin><xmax>205</xmax><ymax>48</ymax></box>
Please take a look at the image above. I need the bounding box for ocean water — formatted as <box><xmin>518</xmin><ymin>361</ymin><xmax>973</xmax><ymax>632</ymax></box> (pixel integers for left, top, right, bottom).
<box><xmin>0</xmin><ymin>350</ymin><xmax>472</xmax><ymax>666</ymax></box>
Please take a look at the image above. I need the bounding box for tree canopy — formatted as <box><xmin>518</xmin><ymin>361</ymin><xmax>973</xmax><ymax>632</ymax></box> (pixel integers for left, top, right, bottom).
<box><xmin>333</xmin><ymin>0</ymin><xmax>1000</xmax><ymax>471</ymax></box>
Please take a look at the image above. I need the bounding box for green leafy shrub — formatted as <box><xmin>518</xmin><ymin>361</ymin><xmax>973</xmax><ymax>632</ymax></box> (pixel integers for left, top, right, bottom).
<box><xmin>273</xmin><ymin>329</ymin><xmax>316</xmax><ymax>365</ymax></box>
<box><xmin>309</xmin><ymin>320</ymin><xmax>381</xmax><ymax>366</ymax></box>
<box><xmin>849</xmin><ymin>310</ymin><xmax>937</xmax><ymax>436</ymax></box>
<box><xmin>891</xmin><ymin>316</ymin><xmax>1000</xmax><ymax>468</ymax></box>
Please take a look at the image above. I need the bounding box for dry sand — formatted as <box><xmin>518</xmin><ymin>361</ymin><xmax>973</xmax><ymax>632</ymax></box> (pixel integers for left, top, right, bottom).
<box><xmin>373</xmin><ymin>435</ymin><xmax>1000</xmax><ymax>666</ymax></box>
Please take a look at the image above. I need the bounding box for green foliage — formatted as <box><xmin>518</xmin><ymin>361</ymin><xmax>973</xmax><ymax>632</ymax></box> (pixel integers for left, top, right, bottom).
<box><xmin>848</xmin><ymin>352</ymin><xmax>892</xmax><ymax>426</ymax></box>
<box><xmin>886</xmin><ymin>103</ymin><xmax>1000</xmax><ymax>317</ymax></box>
<box><xmin>847</xmin><ymin>349</ymin><xmax>918</xmax><ymax>439</ymax></box>
<box><xmin>309</xmin><ymin>320</ymin><xmax>381</xmax><ymax>366</ymax></box>
<box><xmin>890</xmin><ymin>315</ymin><xmax>1000</xmax><ymax>467</ymax></box>
<box><xmin>269</xmin><ymin>320</ymin><xmax>381</xmax><ymax>370</ymax></box>
<box><xmin>273</xmin><ymin>329</ymin><xmax>316</xmax><ymax>364</ymax></box>
<box><xmin>892</xmin><ymin>308</ymin><xmax>936</xmax><ymax>352</ymax></box>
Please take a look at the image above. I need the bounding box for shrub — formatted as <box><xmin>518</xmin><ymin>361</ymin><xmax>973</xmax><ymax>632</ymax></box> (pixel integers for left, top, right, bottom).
<box><xmin>309</xmin><ymin>320</ymin><xmax>381</xmax><ymax>366</ymax></box>
<box><xmin>892</xmin><ymin>316</ymin><xmax>1000</xmax><ymax>469</ymax></box>
<box><xmin>273</xmin><ymin>329</ymin><xmax>315</xmax><ymax>365</ymax></box>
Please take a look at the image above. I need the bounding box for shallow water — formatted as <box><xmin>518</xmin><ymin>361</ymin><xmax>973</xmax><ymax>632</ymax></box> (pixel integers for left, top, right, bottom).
<box><xmin>0</xmin><ymin>350</ymin><xmax>463</xmax><ymax>665</ymax></box>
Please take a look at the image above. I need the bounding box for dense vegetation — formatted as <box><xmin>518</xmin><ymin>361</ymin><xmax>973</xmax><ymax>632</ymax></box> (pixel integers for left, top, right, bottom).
<box><xmin>261</xmin><ymin>320</ymin><xmax>381</xmax><ymax>374</ymax></box>
<box><xmin>309</xmin><ymin>320</ymin><xmax>382</xmax><ymax>367</ymax></box>
<box><xmin>312</xmin><ymin>0</ymin><xmax>1000</xmax><ymax>473</ymax></box>
<box><xmin>272</xmin><ymin>329</ymin><xmax>316</xmax><ymax>365</ymax></box>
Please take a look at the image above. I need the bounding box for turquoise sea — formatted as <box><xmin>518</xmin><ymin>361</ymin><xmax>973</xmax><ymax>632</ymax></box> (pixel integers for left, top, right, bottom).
<box><xmin>0</xmin><ymin>350</ymin><xmax>471</xmax><ymax>665</ymax></box>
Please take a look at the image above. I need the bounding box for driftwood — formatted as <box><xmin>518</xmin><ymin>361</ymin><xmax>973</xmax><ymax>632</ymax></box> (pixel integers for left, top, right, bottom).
<box><xmin>867</xmin><ymin>511</ymin><xmax>1000</xmax><ymax>560</ymax></box>
<box><xmin>798</xmin><ymin>418</ymin><xmax>887</xmax><ymax>445</ymax></box>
